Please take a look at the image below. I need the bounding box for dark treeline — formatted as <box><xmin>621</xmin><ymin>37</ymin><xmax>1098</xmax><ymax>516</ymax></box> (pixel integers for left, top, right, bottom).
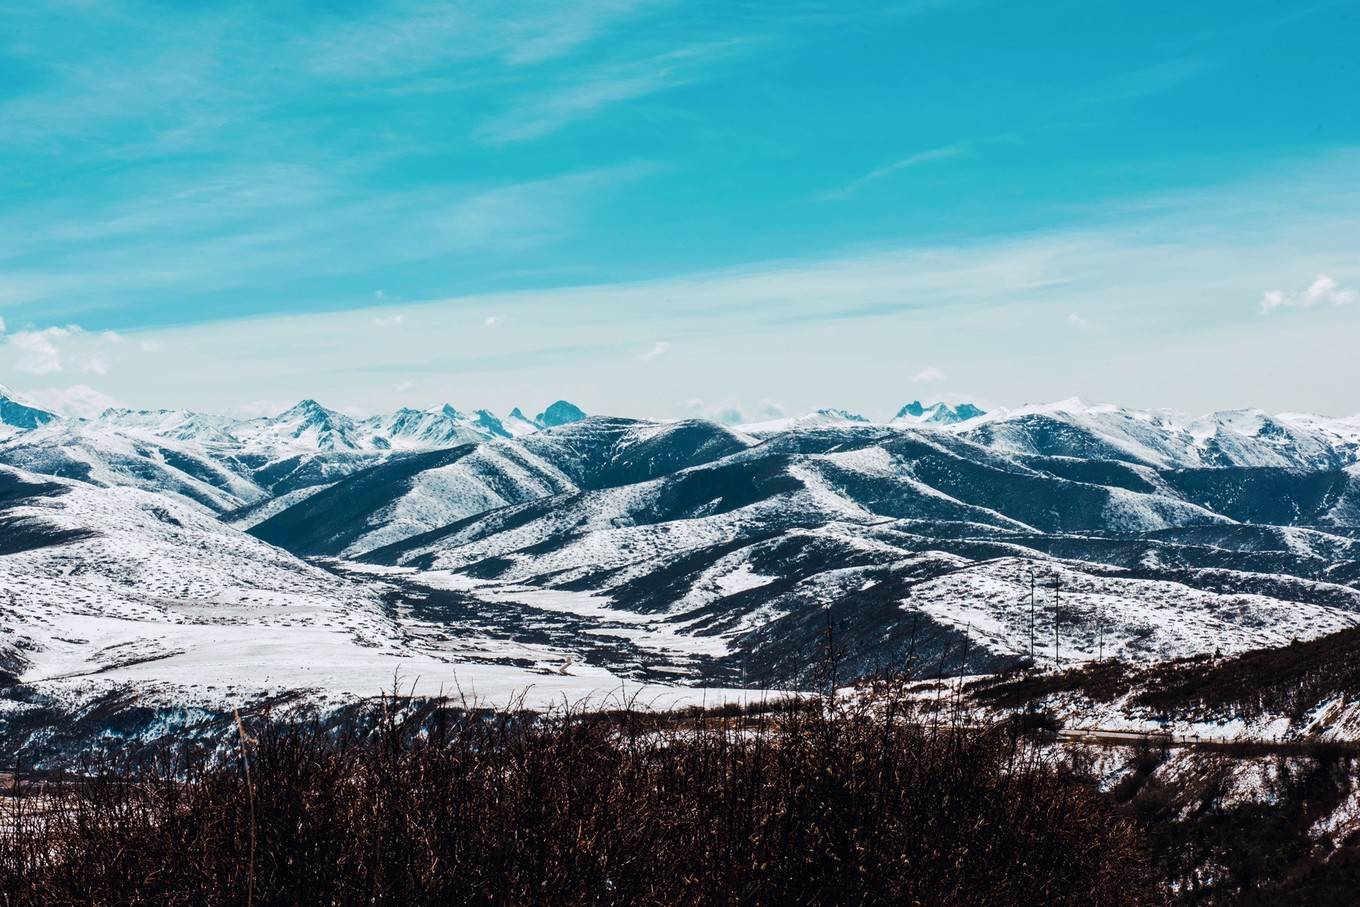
<box><xmin>0</xmin><ymin>688</ymin><xmax>1151</xmax><ymax>907</ymax></box>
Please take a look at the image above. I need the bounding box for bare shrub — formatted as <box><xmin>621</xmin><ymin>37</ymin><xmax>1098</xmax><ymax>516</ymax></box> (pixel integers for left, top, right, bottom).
<box><xmin>0</xmin><ymin>688</ymin><xmax>1154</xmax><ymax>906</ymax></box>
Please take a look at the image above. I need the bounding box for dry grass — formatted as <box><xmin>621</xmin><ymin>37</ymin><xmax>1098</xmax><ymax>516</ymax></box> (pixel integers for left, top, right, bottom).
<box><xmin>0</xmin><ymin>686</ymin><xmax>1154</xmax><ymax>906</ymax></box>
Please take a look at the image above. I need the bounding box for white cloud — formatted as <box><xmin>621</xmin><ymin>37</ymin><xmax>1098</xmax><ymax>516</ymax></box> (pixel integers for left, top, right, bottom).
<box><xmin>754</xmin><ymin>399</ymin><xmax>786</xmax><ymax>420</ymax></box>
<box><xmin>912</xmin><ymin>365</ymin><xmax>945</xmax><ymax>383</ymax></box>
<box><xmin>138</xmin><ymin>339</ymin><xmax>162</xmax><ymax>353</ymax></box>
<box><xmin>0</xmin><ymin>316</ymin><xmax>6</xmax><ymax>334</ymax></box>
<box><xmin>24</xmin><ymin>154</ymin><xmax>1360</xmax><ymax>419</ymax></box>
<box><xmin>6</xmin><ymin>326</ymin><xmax>74</xmax><ymax>374</ymax></box>
<box><xmin>1260</xmin><ymin>274</ymin><xmax>1357</xmax><ymax>314</ymax></box>
<box><xmin>20</xmin><ymin>384</ymin><xmax>120</xmax><ymax>418</ymax></box>
<box><xmin>639</xmin><ymin>340</ymin><xmax>670</xmax><ymax>361</ymax></box>
<box><xmin>684</xmin><ymin>396</ymin><xmax>784</xmax><ymax>426</ymax></box>
<box><xmin>233</xmin><ymin>399</ymin><xmax>291</xmax><ymax>418</ymax></box>
<box><xmin>373</xmin><ymin>314</ymin><xmax>406</xmax><ymax>327</ymax></box>
<box><xmin>3</xmin><ymin>324</ymin><xmax>126</xmax><ymax>376</ymax></box>
<box><xmin>484</xmin><ymin>315</ymin><xmax>502</xmax><ymax>327</ymax></box>
<box><xmin>684</xmin><ymin>398</ymin><xmax>744</xmax><ymax>425</ymax></box>
<box><xmin>395</xmin><ymin>379</ymin><xmax>417</xmax><ymax>392</ymax></box>
<box><xmin>1067</xmin><ymin>312</ymin><xmax>1092</xmax><ymax>329</ymax></box>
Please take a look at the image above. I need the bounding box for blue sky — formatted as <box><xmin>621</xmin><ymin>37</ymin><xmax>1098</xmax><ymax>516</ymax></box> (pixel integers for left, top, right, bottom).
<box><xmin>1</xmin><ymin>0</ymin><xmax>1358</xmax><ymax>420</ymax></box>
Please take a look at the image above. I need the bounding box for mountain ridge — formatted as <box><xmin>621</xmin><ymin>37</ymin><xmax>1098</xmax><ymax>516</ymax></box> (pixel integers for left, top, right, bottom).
<box><xmin>6</xmin><ymin>393</ymin><xmax>1360</xmax><ymax>726</ymax></box>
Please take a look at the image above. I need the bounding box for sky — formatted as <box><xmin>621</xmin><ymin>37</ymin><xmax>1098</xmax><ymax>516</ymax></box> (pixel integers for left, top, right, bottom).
<box><xmin>1</xmin><ymin>0</ymin><xmax>1359</xmax><ymax>422</ymax></box>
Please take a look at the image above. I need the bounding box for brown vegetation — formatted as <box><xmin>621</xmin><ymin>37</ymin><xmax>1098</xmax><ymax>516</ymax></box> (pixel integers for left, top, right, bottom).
<box><xmin>0</xmin><ymin>689</ymin><xmax>1152</xmax><ymax>906</ymax></box>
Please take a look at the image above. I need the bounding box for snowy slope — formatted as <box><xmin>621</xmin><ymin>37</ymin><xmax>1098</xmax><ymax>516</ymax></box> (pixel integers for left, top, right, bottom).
<box><xmin>0</xmin><ymin>464</ymin><xmax>389</xmax><ymax>685</ymax></box>
<box><xmin>0</xmin><ymin>464</ymin><xmax>741</xmax><ymax>728</ymax></box>
<box><xmin>0</xmin><ymin>422</ymin><xmax>268</xmax><ymax>512</ymax></box>
<box><xmin>910</xmin><ymin>556</ymin><xmax>1360</xmax><ymax>664</ymax></box>
<box><xmin>251</xmin><ymin>442</ymin><xmax>580</xmax><ymax>557</ymax></box>
<box><xmin>739</xmin><ymin>408</ymin><xmax>872</xmax><ymax>435</ymax></box>
<box><xmin>956</xmin><ymin>399</ymin><xmax>1355</xmax><ymax>470</ymax></box>
<box><xmin>78</xmin><ymin>397</ymin><xmax>590</xmax><ymax>456</ymax></box>
<box><xmin>0</xmin><ymin>387</ymin><xmax>59</xmax><ymax>431</ymax></box>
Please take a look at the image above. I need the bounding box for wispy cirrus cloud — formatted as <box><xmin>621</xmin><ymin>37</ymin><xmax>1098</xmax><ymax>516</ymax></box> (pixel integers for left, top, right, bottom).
<box><xmin>296</xmin><ymin>0</ymin><xmax>661</xmax><ymax>80</ymax></box>
<box><xmin>819</xmin><ymin>144</ymin><xmax>968</xmax><ymax>201</ymax></box>
<box><xmin>0</xmin><ymin>162</ymin><xmax>652</xmax><ymax>329</ymax></box>
<box><xmin>478</xmin><ymin>40</ymin><xmax>752</xmax><ymax>144</ymax></box>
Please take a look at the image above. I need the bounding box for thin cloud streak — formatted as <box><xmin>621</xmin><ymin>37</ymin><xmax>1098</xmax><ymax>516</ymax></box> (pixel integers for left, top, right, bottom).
<box><xmin>820</xmin><ymin>144</ymin><xmax>967</xmax><ymax>201</ymax></box>
<box><xmin>477</xmin><ymin>40</ymin><xmax>755</xmax><ymax>144</ymax></box>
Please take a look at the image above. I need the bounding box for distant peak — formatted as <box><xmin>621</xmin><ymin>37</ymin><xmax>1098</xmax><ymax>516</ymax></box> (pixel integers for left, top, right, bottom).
<box><xmin>896</xmin><ymin>401</ymin><xmax>926</xmax><ymax>419</ymax></box>
<box><xmin>892</xmin><ymin>401</ymin><xmax>985</xmax><ymax>425</ymax></box>
<box><xmin>536</xmin><ymin>400</ymin><xmax>587</xmax><ymax>428</ymax></box>
<box><xmin>815</xmin><ymin>407</ymin><xmax>869</xmax><ymax>423</ymax></box>
<box><xmin>471</xmin><ymin>409</ymin><xmax>510</xmax><ymax>438</ymax></box>
<box><xmin>950</xmin><ymin>403</ymin><xmax>985</xmax><ymax>421</ymax></box>
<box><xmin>440</xmin><ymin>404</ymin><xmax>461</xmax><ymax>419</ymax></box>
<box><xmin>508</xmin><ymin>407</ymin><xmax>529</xmax><ymax>421</ymax></box>
<box><xmin>278</xmin><ymin>399</ymin><xmax>350</xmax><ymax>432</ymax></box>
<box><xmin>282</xmin><ymin>398</ymin><xmax>327</xmax><ymax>416</ymax></box>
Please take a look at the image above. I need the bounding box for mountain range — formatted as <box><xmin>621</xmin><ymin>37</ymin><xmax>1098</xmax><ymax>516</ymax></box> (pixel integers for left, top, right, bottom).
<box><xmin>4</xmin><ymin>388</ymin><xmax>1360</xmax><ymax>756</ymax></box>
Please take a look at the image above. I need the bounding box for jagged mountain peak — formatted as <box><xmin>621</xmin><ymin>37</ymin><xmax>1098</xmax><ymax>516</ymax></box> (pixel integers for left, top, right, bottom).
<box><xmin>470</xmin><ymin>409</ymin><xmax>511</xmax><ymax>438</ymax></box>
<box><xmin>280</xmin><ymin>398</ymin><xmax>338</xmax><ymax>419</ymax></box>
<box><xmin>896</xmin><ymin>401</ymin><xmax>927</xmax><ymax>419</ymax></box>
<box><xmin>893</xmin><ymin>401</ymin><xmax>986</xmax><ymax>425</ymax></box>
<box><xmin>815</xmin><ymin>407</ymin><xmax>869</xmax><ymax>423</ymax></box>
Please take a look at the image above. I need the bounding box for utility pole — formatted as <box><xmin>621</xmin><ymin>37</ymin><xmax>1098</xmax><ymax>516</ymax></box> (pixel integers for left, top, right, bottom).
<box><xmin>1097</xmin><ymin>598</ymin><xmax>1105</xmax><ymax>663</ymax></box>
<box><xmin>1053</xmin><ymin>576</ymin><xmax>1061</xmax><ymax>669</ymax></box>
<box><xmin>1026</xmin><ymin>574</ymin><xmax>1033</xmax><ymax>660</ymax></box>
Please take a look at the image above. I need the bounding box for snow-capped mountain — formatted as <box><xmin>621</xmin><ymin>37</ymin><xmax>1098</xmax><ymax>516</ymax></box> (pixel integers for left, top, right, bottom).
<box><xmin>250</xmin><ymin>442</ymin><xmax>579</xmax><ymax>558</ymax></box>
<box><xmin>950</xmin><ymin>398</ymin><xmax>1354</xmax><ymax>471</ymax></box>
<box><xmin>7</xmin><ymin>393</ymin><xmax>1360</xmax><ymax>756</ymax></box>
<box><xmin>91</xmin><ymin>407</ymin><xmax>244</xmax><ymax>445</ymax></box>
<box><xmin>235</xmin><ymin>399</ymin><xmax>382</xmax><ymax>452</ymax></box>
<box><xmin>359</xmin><ymin>406</ymin><xmax>493</xmax><ymax>450</ymax></box>
<box><xmin>739</xmin><ymin>407</ymin><xmax>872</xmax><ymax>434</ymax></box>
<box><xmin>892</xmin><ymin>400</ymin><xmax>986</xmax><ymax>425</ymax></box>
<box><xmin>85</xmin><ymin>398</ymin><xmax>588</xmax><ymax>454</ymax></box>
<box><xmin>535</xmin><ymin>400</ymin><xmax>588</xmax><ymax>428</ymax></box>
<box><xmin>0</xmin><ymin>387</ymin><xmax>58</xmax><ymax>432</ymax></box>
<box><xmin>0</xmin><ymin>398</ymin><xmax>591</xmax><ymax>514</ymax></box>
<box><xmin>503</xmin><ymin>407</ymin><xmax>541</xmax><ymax>437</ymax></box>
<box><xmin>0</xmin><ymin>421</ymin><xmax>270</xmax><ymax>512</ymax></box>
<box><xmin>287</xmin><ymin>414</ymin><xmax>1357</xmax><ymax>686</ymax></box>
